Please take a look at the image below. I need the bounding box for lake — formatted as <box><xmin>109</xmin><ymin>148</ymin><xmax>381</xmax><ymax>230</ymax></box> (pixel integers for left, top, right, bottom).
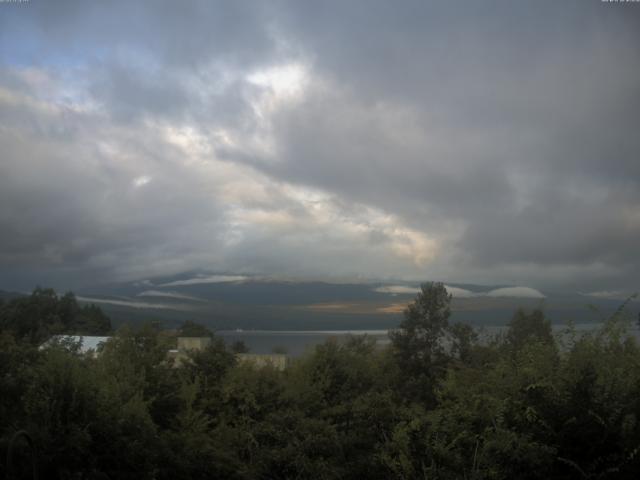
<box><xmin>217</xmin><ymin>323</ymin><xmax>640</xmax><ymax>356</ymax></box>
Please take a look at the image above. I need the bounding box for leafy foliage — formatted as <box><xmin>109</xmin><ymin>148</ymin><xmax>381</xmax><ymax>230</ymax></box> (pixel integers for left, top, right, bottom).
<box><xmin>178</xmin><ymin>320</ymin><xmax>213</xmax><ymax>338</ymax></box>
<box><xmin>1</xmin><ymin>286</ymin><xmax>640</xmax><ymax>479</ymax></box>
<box><xmin>0</xmin><ymin>288</ymin><xmax>111</xmax><ymax>344</ymax></box>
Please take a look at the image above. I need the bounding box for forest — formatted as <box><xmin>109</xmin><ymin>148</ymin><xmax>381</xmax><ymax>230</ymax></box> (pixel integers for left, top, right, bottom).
<box><xmin>1</xmin><ymin>284</ymin><xmax>639</xmax><ymax>479</ymax></box>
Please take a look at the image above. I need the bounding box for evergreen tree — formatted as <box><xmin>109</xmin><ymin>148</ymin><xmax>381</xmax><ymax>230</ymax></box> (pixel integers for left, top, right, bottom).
<box><xmin>390</xmin><ymin>282</ymin><xmax>452</xmax><ymax>406</ymax></box>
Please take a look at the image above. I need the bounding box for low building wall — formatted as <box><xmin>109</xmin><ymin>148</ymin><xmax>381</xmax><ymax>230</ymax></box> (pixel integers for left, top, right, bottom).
<box><xmin>236</xmin><ymin>353</ymin><xmax>289</xmax><ymax>371</ymax></box>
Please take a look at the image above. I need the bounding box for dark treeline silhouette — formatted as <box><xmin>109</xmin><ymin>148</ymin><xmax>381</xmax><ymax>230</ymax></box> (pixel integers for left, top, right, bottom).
<box><xmin>1</xmin><ymin>284</ymin><xmax>640</xmax><ymax>479</ymax></box>
<box><xmin>0</xmin><ymin>288</ymin><xmax>111</xmax><ymax>344</ymax></box>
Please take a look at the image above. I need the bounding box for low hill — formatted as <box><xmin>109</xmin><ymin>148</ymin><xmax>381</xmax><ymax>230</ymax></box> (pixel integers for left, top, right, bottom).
<box><xmin>71</xmin><ymin>273</ymin><xmax>639</xmax><ymax>331</ymax></box>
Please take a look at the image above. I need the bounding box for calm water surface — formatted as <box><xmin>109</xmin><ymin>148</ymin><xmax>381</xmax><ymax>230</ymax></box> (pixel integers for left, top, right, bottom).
<box><xmin>217</xmin><ymin>323</ymin><xmax>640</xmax><ymax>356</ymax></box>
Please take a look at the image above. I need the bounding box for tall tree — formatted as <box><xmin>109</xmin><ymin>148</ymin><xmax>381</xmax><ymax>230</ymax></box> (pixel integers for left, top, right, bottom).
<box><xmin>390</xmin><ymin>282</ymin><xmax>452</xmax><ymax>406</ymax></box>
<box><xmin>506</xmin><ymin>308</ymin><xmax>553</xmax><ymax>351</ymax></box>
<box><xmin>178</xmin><ymin>320</ymin><xmax>213</xmax><ymax>338</ymax></box>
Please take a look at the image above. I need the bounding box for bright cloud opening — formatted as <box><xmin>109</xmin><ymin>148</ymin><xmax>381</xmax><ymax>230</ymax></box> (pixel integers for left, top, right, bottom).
<box><xmin>247</xmin><ymin>63</ymin><xmax>308</xmax><ymax>97</ymax></box>
<box><xmin>486</xmin><ymin>287</ymin><xmax>545</xmax><ymax>299</ymax></box>
<box><xmin>133</xmin><ymin>175</ymin><xmax>152</xmax><ymax>188</ymax></box>
<box><xmin>375</xmin><ymin>285</ymin><xmax>544</xmax><ymax>299</ymax></box>
<box><xmin>158</xmin><ymin>275</ymin><xmax>248</xmax><ymax>287</ymax></box>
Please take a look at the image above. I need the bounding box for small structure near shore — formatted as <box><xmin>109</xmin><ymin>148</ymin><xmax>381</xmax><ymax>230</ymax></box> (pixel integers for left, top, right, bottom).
<box><xmin>236</xmin><ymin>353</ymin><xmax>289</xmax><ymax>371</ymax></box>
<box><xmin>170</xmin><ymin>336</ymin><xmax>290</xmax><ymax>370</ymax></box>
<box><xmin>167</xmin><ymin>336</ymin><xmax>213</xmax><ymax>366</ymax></box>
<box><xmin>41</xmin><ymin>334</ymin><xmax>290</xmax><ymax>370</ymax></box>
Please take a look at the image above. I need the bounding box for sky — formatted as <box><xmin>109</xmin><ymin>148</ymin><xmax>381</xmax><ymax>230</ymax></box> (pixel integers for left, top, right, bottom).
<box><xmin>0</xmin><ymin>0</ymin><xmax>639</xmax><ymax>293</ymax></box>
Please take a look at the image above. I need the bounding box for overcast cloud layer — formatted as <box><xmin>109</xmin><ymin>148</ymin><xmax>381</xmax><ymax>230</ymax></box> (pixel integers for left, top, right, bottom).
<box><xmin>0</xmin><ymin>0</ymin><xmax>639</xmax><ymax>292</ymax></box>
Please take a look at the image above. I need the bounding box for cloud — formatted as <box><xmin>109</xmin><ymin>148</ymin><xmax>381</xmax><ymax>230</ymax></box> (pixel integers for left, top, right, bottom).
<box><xmin>0</xmin><ymin>1</ymin><xmax>639</xmax><ymax>292</ymax></box>
<box><xmin>77</xmin><ymin>296</ymin><xmax>189</xmax><ymax>310</ymax></box>
<box><xmin>375</xmin><ymin>285</ymin><xmax>544</xmax><ymax>299</ymax></box>
<box><xmin>377</xmin><ymin>303</ymin><xmax>407</xmax><ymax>314</ymax></box>
<box><xmin>133</xmin><ymin>175</ymin><xmax>152</xmax><ymax>188</ymax></box>
<box><xmin>443</xmin><ymin>286</ymin><xmax>477</xmax><ymax>298</ymax></box>
<box><xmin>374</xmin><ymin>286</ymin><xmax>421</xmax><ymax>295</ymax></box>
<box><xmin>158</xmin><ymin>275</ymin><xmax>248</xmax><ymax>287</ymax></box>
<box><xmin>136</xmin><ymin>290</ymin><xmax>205</xmax><ymax>301</ymax></box>
<box><xmin>374</xmin><ymin>285</ymin><xmax>476</xmax><ymax>298</ymax></box>
<box><xmin>579</xmin><ymin>290</ymin><xmax>638</xmax><ymax>301</ymax></box>
<box><xmin>485</xmin><ymin>287</ymin><xmax>545</xmax><ymax>299</ymax></box>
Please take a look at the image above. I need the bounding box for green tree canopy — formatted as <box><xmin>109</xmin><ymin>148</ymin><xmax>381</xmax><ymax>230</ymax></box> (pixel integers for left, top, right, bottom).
<box><xmin>0</xmin><ymin>288</ymin><xmax>111</xmax><ymax>344</ymax></box>
<box><xmin>177</xmin><ymin>320</ymin><xmax>213</xmax><ymax>338</ymax></box>
<box><xmin>389</xmin><ymin>282</ymin><xmax>452</xmax><ymax>406</ymax></box>
<box><xmin>506</xmin><ymin>308</ymin><xmax>553</xmax><ymax>350</ymax></box>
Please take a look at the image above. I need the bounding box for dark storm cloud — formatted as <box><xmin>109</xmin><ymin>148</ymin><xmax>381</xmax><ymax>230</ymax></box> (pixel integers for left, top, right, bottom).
<box><xmin>230</xmin><ymin>0</ymin><xmax>640</xmax><ymax>288</ymax></box>
<box><xmin>0</xmin><ymin>0</ymin><xmax>638</xmax><ymax>291</ymax></box>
